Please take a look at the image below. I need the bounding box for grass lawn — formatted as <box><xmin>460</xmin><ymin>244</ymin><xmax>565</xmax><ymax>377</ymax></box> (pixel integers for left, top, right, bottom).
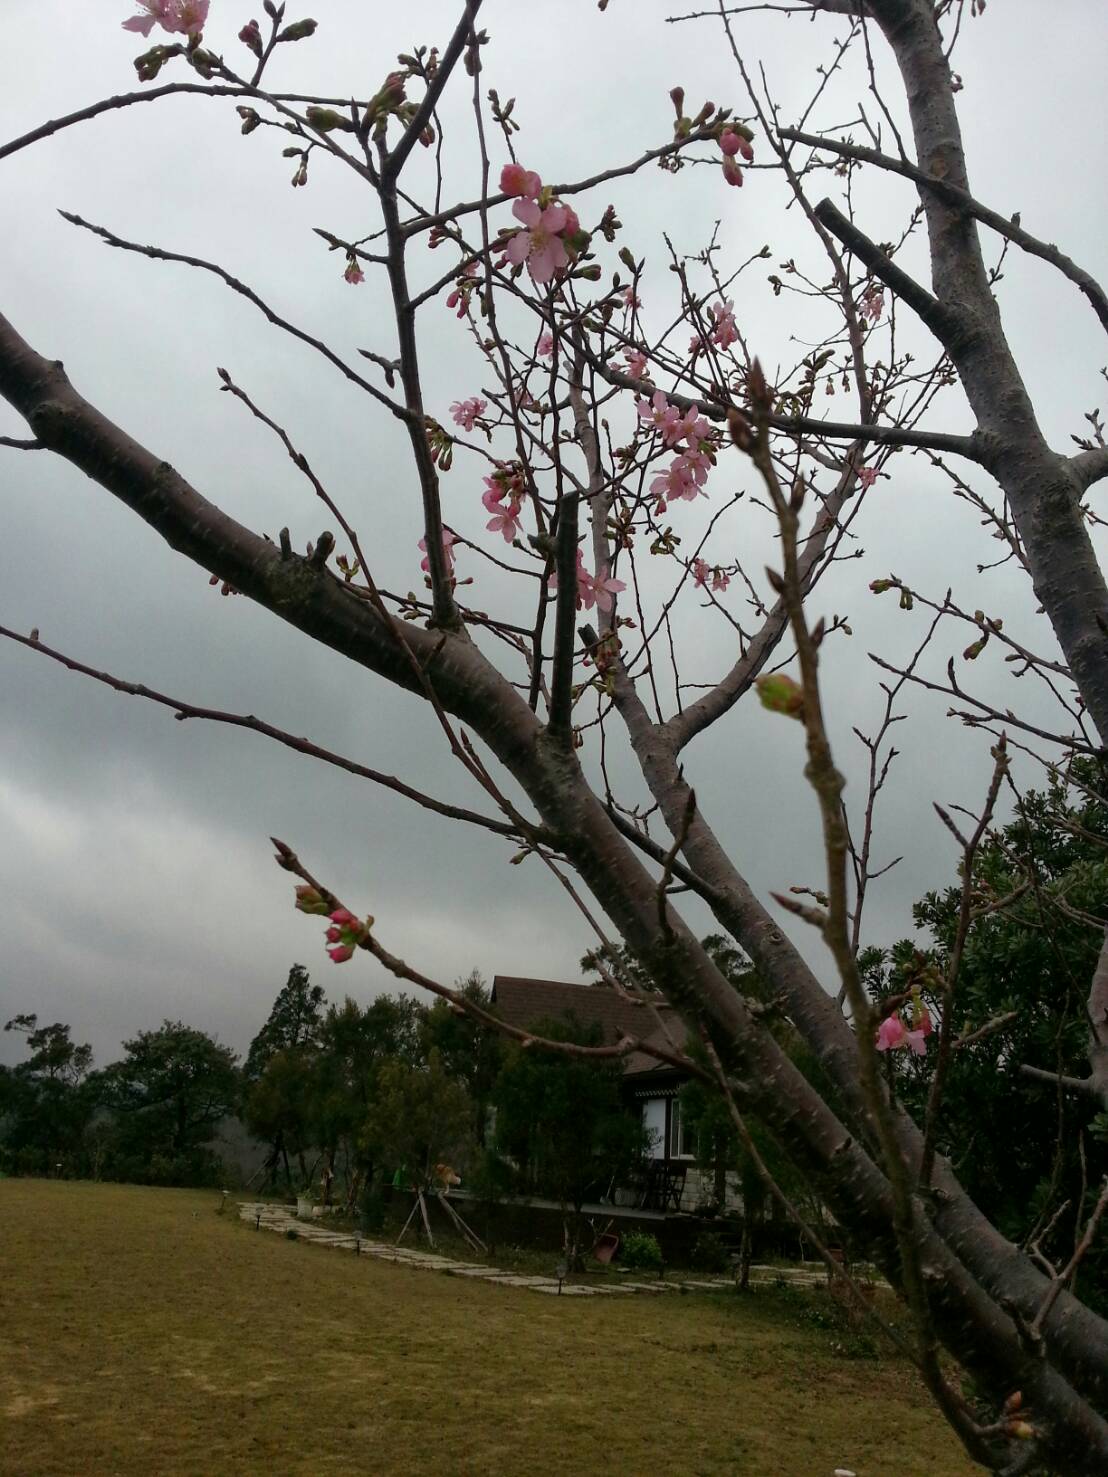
<box><xmin>0</xmin><ymin>1180</ymin><xmax>974</xmax><ymax>1476</ymax></box>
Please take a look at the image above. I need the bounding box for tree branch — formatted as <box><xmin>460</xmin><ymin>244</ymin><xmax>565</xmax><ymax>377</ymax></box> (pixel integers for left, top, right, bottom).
<box><xmin>383</xmin><ymin>0</ymin><xmax>484</xmax><ymax>180</ymax></box>
<box><xmin>0</xmin><ymin>622</ymin><xmax>535</xmax><ymax>843</ymax></box>
<box><xmin>1070</xmin><ymin>447</ymin><xmax>1108</xmax><ymax>494</ymax></box>
<box><xmin>593</xmin><ymin>354</ymin><xmax>989</xmax><ymax>462</ymax></box>
<box><xmin>813</xmin><ymin>196</ymin><xmax>963</xmax><ymax>345</ymax></box>
<box><xmin>0</xmin><ymin>83</ymin><xmax>378</xmax><ymax>166</ymax></box>
<box><xmin>547</xmin><ymin>489</ymin><xmax>579</xmax><ymax>745</ymax></box>
<box><xmin>781</xmin><ymin>127</ymin><xmax>1108</xmax><ymax>337</ymax></box>
<box><xmin>57</xmin><ymin>211</ymin><xmax>405</xmax><ymax>420</ymax></box>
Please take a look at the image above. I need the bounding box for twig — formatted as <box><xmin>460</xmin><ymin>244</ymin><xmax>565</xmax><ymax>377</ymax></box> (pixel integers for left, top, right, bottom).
<box><xmin>0</xmin><ymin>622</ymin><xmax>534</xmax><ymax>842</ymax></box>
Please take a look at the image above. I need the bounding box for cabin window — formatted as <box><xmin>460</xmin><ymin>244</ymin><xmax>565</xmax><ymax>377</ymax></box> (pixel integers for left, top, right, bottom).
<box><xmin>669</xmin><ymin>1098</ymin><xmax>697</xmax><ymax>1160</ymax></box>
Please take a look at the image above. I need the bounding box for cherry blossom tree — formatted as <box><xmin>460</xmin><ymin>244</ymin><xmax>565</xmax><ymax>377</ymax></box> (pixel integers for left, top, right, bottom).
<box><xmin>1</xmin><ymin>1</ymin><xmax>1107</xmax><ymax>1470</ymax></box>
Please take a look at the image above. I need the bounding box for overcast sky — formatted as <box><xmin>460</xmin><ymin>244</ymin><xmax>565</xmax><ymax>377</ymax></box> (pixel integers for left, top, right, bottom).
<box><xmin>1</xmin><ymin>0</ymin><xmax>1105</xmax><ymax>1069</ymax></box>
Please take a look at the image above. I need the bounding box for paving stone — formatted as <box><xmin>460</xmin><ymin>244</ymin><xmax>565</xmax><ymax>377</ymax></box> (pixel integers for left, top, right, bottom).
<box><xmin>478</xmin><ymin>1275</ymin><xmax>559</xmax><ymax>1288</ymax></box>
<box><xmin>614</xmin><ymin>1281</ymin><xmax>678</xmax><ymax>1293</ymax></box>
<box><xmin>528</xmin><ymin>1284</ymin><xmax>598</xmax><ymax>1296</ymax></box>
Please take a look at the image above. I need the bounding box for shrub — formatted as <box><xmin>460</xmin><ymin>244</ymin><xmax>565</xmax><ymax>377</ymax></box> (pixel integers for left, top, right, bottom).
<box><xmin>621</xmin><ymin>1230</ymin><xmax>663</xmax><ymax>1271</ymax></box>
<box><xmin>691</xmin><ymin>1232</ymin><xmax>731</xmax><ymax>1273</ymax></box>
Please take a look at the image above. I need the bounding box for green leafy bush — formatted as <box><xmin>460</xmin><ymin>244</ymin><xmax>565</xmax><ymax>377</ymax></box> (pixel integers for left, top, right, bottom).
<box><xmin>620</xmin><ymin>1230</ymin><xmax>663</xmax><ymax>1271</ymax></box>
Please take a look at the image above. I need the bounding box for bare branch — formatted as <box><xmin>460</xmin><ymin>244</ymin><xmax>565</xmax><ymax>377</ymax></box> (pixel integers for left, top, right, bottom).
<box><xmin>0</xmin><ymin>82</ymin><xmax>378</xmax><ymax>166</ymax></box>
<box><xmin>58</xmin><ymin>212</ymin><xmax>405</xmax><ymax>420</ymax></box>
<box><xmin>269</xmin><ymin>836</ymin><xmax>702</xmax><ymax>1076</ymax></box>
<box><xmin>383</xmin><ymin>0</ymin><xmax>484</xmax><ymax>180</ymax></box>
<box><xmin>547</xmin><ymin>489</ymin><xmax>579</xmax><ymax>744</ymax></box>
<box><xmin>781</xmin><ymin>127</ymin><xmax>1108</xmax><ymax>337</ymax></box>
<box><xmin>1070</xmin><ymin>447</ymin><xmax>1108</xmax><ymax>494</ymax></box>
<box><xmin>0</xmin><ymin>622</ymin><xmax>534</xmax><ymax>842</ymax></box>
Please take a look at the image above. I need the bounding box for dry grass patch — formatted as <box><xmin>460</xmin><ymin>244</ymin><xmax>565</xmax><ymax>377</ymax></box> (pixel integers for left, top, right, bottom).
<box><xmin>0</xmin><ymin>1180</ymin><xmax>974</xmax><ymax>1476</ymax></box>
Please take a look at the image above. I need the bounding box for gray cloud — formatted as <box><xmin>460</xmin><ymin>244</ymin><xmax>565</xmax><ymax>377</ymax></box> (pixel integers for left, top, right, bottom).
<box><xmin>2</xmin><ymin>0</ymin><xmax>1104</xmax><ymax>1068</ymax></box>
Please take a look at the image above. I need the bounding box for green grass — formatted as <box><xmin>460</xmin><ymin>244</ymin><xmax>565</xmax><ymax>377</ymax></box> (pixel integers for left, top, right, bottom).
<box><xmin>0</xmin><ymin>1180</ymin><xmax>974</xmax><ymax>1476</ymax></box>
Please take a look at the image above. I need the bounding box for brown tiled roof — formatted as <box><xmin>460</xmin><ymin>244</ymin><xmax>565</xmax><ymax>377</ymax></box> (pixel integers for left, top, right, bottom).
<box><xmin>490</xmin><ymin>976</ymin><xmax>687</xmax><ymax>1078</ymax></box>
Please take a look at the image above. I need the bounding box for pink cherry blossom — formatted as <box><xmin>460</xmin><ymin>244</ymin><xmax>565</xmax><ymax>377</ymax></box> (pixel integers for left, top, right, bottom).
<box><xmin>450</xmin><ymin>396</ymin><xmax>487</xmax><ymax>432</ymax></box>
<box><xmin>685</xmin><ymin>445</ymin><xmax>714</xmax><ymax>483</ymax></box>
<box><xmin>875</xmin><ymin>1013</ymin><xmax>907</xmax><ymax>1052</ymax></box>
<box><xmin>675</xmin><ymin>404</ymin><xmax>711</xmax><ymax>446</ymax></box>
<box><xmin>344</xmin><ymin>258</ymin><xmax>365</xmax><ymax>285</ymax></box>
<box><xmin>692</xmin><ymin>558</ymin><xmax>710</xmax><ymax>588</ymax></box>
<box><xmin>537</xmin><ymin>332</ymin><xmax>555</xmax><ymax>358</ymax></box>
<box><xmin>637</xmin><ymin>390</ymin><xmax>709</xmax><ymax>451</ymax></box>
<box><xmin>905</xmin><ymin>1010</ymin><xmax>934</xmax><ymax>1055</ymax></box>
<box><xmin>122</xmin><ymin>0</ymin><xmax>209</xmax><ymax>35</ymax></box>
<box><xmin>419</xmin><ymin>528</ymin><xmax>458</xmax><ymax>574</ymax></box>
<box><xmin>650</xmin><ymin>453</ymin><xmax>708</xmax><ymax>510</ymax></box>
<box><xmin>624</xmin><ymin>348</ymin><xmax>648</xmax><ymax>379</ymax></box>
<box><xmin>637</xmin><ymin>390</ymin><xmax>684</xmax><ymax>446</ymax></box>
<box><xmin>550</xmin><ymin>548</ymin><xmax>625</xmax><ymax>613</ymax></box>
<box><xmin>485</xmin><ymin>504</ymin><xmax>521</xmax><ymax>542</ymax></box>
<box><xmin>622</xmin><ymin>287</ymin><xmax>641</xmax><ymax>311</ymax></box>
<box><xmin>500</xmin><ymin>162</ymin><xmax>543</xmax><ymax>199</ymax></box>
<box><xmin>710</xmin><ymin>299</ymin><xmax>739</xmax><ymax>349</ymax></box>
<box><xmin>712</xmin><ymin>568</ymin><xmax>731</xmax><ymax>593</ymax></box>
<box><xmin>579</xmin><ymin>560</ymin><xmax>626</xmax><ymax>614</ymax></box>
<box><xmin>857</xmin><ymin>465</ymin><xmax>878</xmax><ymax>490</ymax></box>
<box><xmin>482</xmin><ymin>467</ymin><xmax>525</xmax><ymax>544</ymax></box>
<box><xmin>861</xmin><ymin>286</ymin><xmax>885</xmax><ymax>324</ymax></box>
<box><xmin>507</xmin><ymin>198</ymin><xmax>571</xmax><ymax>284</ymax></box>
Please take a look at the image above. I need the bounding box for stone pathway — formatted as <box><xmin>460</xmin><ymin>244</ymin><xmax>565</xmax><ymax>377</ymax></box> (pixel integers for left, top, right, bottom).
<box><xmin>237</xmin><ymin>1201</ymin><xmax>704</xmax><ymax>1296</ymax></box>
<box><xmin>237</xmin><ymin>1202</ymin><xmax>880</xmax><ymax>1299</ymax></box>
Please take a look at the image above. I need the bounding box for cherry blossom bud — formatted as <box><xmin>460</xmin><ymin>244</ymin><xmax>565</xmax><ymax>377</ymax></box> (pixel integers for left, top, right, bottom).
<box><xmin>278</xmin><ymin>18</ymin><xmax>317</xmax><ymax>41</ymax></box>
<box><xmin>294</xmin><ymin>884</ymin><xmax>328</xmax><ymax>915</ymax></box>
<box><xmin>239</xmin><ymin>20</ymin><xmax>263</xmax><ymax>57</ymax></box>
<box><xmin>329</xmin><ymin>908</ymin><xmax>357</xmax><ymax>926</ymax></box>
<box><xmin>236</xmin><ymin>106</ymin><xmax>261</xmax><ymax>135</ymax></box>
<box><xmin>722</xmin><ymin>157</ymin><xmax>744</xmax><ymax>188</ymax></box>
<box><xmin>727</xmin><ymin>407</ymin><xmax>754</xmax><ymax>453</ymax></box>
<box><xmin>719</xmin><ymin>130</ymin><xmax>743</xmax><ymax>157</ymax></box>
<box><xmin>327</xmin><ymin>944</ymin><xmax>355</xmax><ymax>964</ymax></box>
<box><xmin>755</xmin><ymin>673</ymin><xmax>805</xmax><ymax>719</ymax></box>
<box><xmin>306</xmin><ymin>107</ymin><xmax>353</xmax><ymax>133</ymax></box>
